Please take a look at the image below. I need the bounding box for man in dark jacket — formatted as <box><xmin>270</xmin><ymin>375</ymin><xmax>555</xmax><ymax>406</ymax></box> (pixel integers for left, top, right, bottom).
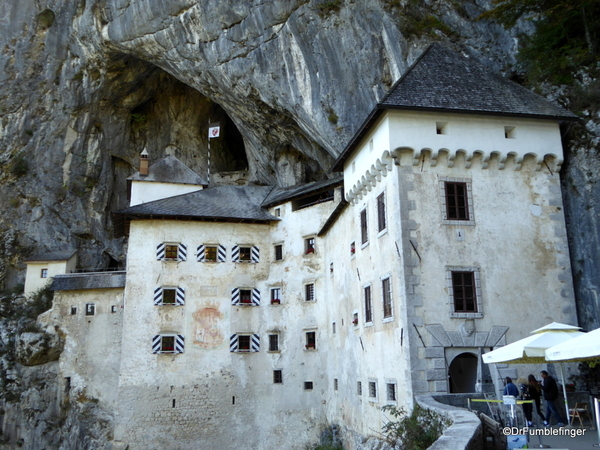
<box><xmin>540</xmin><ymin>370</ymin><xmax>566</xmax><ymax>426</ymax></box>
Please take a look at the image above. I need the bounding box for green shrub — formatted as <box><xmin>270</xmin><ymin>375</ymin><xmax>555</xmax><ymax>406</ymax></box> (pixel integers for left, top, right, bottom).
<box><xmin>382</xmin><ymin>404</ymin><xmax>451</xmax><ymax>450</ymax></box>
<box><xmin>37</xmin><ymin>9</ymin><xmax>55</xmax><ymax>29</ymax></box>
<box><xmin>317</xmin><ymin>0</ymin><xmax>343</xmax><ymax>18</ymax></box>
<box><xmin>10</xmin><ymin>153</ymin><xmax>29</xmax><ymax>177</ymax></box>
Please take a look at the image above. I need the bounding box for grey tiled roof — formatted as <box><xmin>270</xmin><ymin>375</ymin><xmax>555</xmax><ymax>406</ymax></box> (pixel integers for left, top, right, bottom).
<box><xmin>117</xmin><ymin>185</ymin><xmax>278</xmax><ymax>222</ymax></box>
<box><xmin>25</xmin><ymin>249</ymin><xmax>77</xmax><ymax>263</ymax></box>
<box><xmin>262</xmin><ymin>177</ymin><xmax>343</xmax><ymax>208</ymax></box>
<box><xmin>128</xmin><ymin>155</ymin><xmax>207</xmax><ymax>185</ymax></box>
<box><xmin>51</xmin><ymin>272</ymin><xmax>126</xmax><ymax>291</ymax></box>
<box><xmin>380</xmin><ymin>43</ymin><xmax>577</xmax><ymax>119</ymax></box>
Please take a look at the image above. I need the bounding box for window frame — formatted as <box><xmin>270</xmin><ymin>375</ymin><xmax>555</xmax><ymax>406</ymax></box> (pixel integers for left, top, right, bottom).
<box><xmin>376</xmin><ymin>192</ymin><xmax>387</xmax><ymax>234</ymax></box>
<box><xmin>157</xmin><ymin>242</ymin><xmax>187</xmax><ymax>261</ymax></box>
<box><xmin>305</xmin><ymin>331</ymin><xmax>316</xmax><ymax>350</ymax></box>
<box><xmin>85</xmin><ymin>303</ymin><xmax>96</xmax><ymax>316</ymax></box>
<box><xmin>364</xmin><ymin>284</ymin><xmax>373</xmax><ymax>324</ymax></box>
<box><xmin>268</xmin><ymin>333</ymin><xmax>280</xmax><ymax>352</ymax></box>
<box><xmin>368</xmin><ymin>379</ymin><xmax>378</xmax><ymax>402</ymax></box>
<box><xmin>360</xmin><ymin>208</ymin><xmax>368</xmax><ymax>246</ymax></box>
<box><xmin>154</xmin><ymin>286</ymin><xmax>185</xmax><ymax>306</ymax></box>
<box><xmin>41</xmin><ymin>268</ymin><xmax>48</xmax><ymax>278</ymax></box>
<box><xmin>304</xmin><ymin>237</ymin><xmax>316</xmax><ymax>255</ymax></box>
<box><xmin>381</xmin><ymin>276</ymin><xmax>393</xmax><ymax>321</ymax></box>
<box><xmin>440</xmin><ymin>177</ymin><xmax>475</xmax><ymax>225</ymax></box>
<box><xmin>274</xmin><ymin>244</ymin><xmax>283</xmax><ymax>261</ymax></box>
<box><xmin>448</xmin><ymin>266</ymin><xmax>483</xmax><ymax>318</ymax></box>
<box><xmin>152</xmin><ymin>334</ymin><xmax>185</xmax><ymax>354</ymax></box>
<box><xmin>273</xmin><ymin>369</ymin><xmax>283</xmax><ymax>384</ymax></box>
<box><xmin>230</xmin><ymin>333</ymin><xmax>260</xmax><ymax>353</ymax></box>
<box><xmin>304</xmin><ymin>282</ymin><xmax>315</xmax><ymax>302</ymax></box>
<box><xmin>386</xmin><ymin>381</ymin><xmax>397</xmax><ymax>403</ymax></box>
<box><xmin>270</xmin><ymin>287</ymin><xmax>282</xmax><ymax>305</ymax></box>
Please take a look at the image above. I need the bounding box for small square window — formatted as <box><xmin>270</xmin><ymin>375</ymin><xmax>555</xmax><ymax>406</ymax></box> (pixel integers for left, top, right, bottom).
<box><xmin>41</xmin><ymin>268</ymin><xmax>48</xmax><ymax>278</ymax></box>
<box><xmin>275</xmin><ymin>208</ymin><xmax>281</xmax><ymax>217</ymax></box>
<box><xmin>204</xmin><ymin>246</ymin><xmax>218</xmax><ymax>262</ymax></box>
<box><xmin>357</xmin><ymin>381</ymin><xmax>362</xmax><ymax>396</ymax></box>
<box><xmin>85</xmin><ymin>303</ymin><xmax>95</xmax><ymax>316</ymax></box>
<box><xmin>304</xmin><ymin>381</ymin><xmax>314</xmax><ymax>390</ymax></box>
<box><xmin>270</xmin><ymin>288</ymin><xmax>281</xmax><ymax>305</ymax></box>
<box><xmin>273</xmin><ymin>370</ymin><xmax>283</xmax><ymax>384</ymax></box>
<box><xmin>239</xmin><ymin>247</ymin><xmax>252</xmax><ymax>261</ymax></box>
<box><xmin>274</xmin><ymin>244</ymin><xmax>283</xmax><ymax>261</ymax></box>
<box><xmin>268</xmin><ymin>334</ymin><xmax>279</xmax><ymax>352</ymax></box>
<box><xmin>162</xmin><ymin>288</ymin><xmax>177</xmax><ymax>305</ymax></box>
<box><xmin>369</xmin><ymin>381</ymin><xmax>377</xmax><ymax>399</ymax></box>
<box><xmin>504</xmin><ymin>126</ymin><xmax>516</xmax><ymax>139</ymax></box>
<box><xmin>238</xmin><ymin>335</ymin><xmax>251</xmax><ymax>351</ymax></box>
<box><xmin>436</xmin><ymin>121</ymin><xmax>448</xmax><ymax>135</ymax></box>
<box><xmin>70</xmin><ymin>306</ymin><xmax>77</xmax><ymax>315</ymax></box>
<box><xmin>334</xmin><ymin>378</ymin><xmax>338</xmax><ymax>391</ymax></box>
<box><xmin>305</xmin><ymin>331</ymin><xmax>316</xmax><ymax>350</ymax></box>
<box><xmin>111</xmin><ymin>305</ymin><xmax>117</xmax><ymax>313</ymax></box>
<box><xmin>305</xmin><ymin>283</ymin><xmax>315</xmax><ymax>302</ymax></box>
<box><xmin>387</xmin><ymin>383</ymin><xmax>397</xmax><ymax>401</ymax></box>
<box><xmin>305</xmin><ymin>237</ymin><xmax>315</xmax><ymax>255</ymax></box>
<box><xmin>161</xmin><ymin>336</ymin><xmax>175</xmax><ymax>352</ymax></box>
<box><xmin>164</xmin><ymin>245</ymin><xmax>179</xmax><ymax>260</ymax></box>
<box><xmin>239</xmin><ymin>289</ymin><xmax>252</xmax><ymax>304</ymax></box>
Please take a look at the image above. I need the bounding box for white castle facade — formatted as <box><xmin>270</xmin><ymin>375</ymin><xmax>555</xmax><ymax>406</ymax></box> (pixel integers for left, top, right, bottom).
<box><xmin>30</xmin><ymin>44</ymin><xmax>578</xmax><ymax>449</ymax></box>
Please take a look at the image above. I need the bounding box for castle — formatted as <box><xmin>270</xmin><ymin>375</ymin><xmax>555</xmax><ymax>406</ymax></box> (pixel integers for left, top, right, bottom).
<box><xmin>28</xmin><ymin>44</ymin><xmax>578</xmax><ymax>449</ymax></box>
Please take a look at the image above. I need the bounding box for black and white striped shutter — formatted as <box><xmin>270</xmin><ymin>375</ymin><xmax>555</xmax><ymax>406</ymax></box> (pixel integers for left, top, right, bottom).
<box><xmin>231</xmin><ymin>288</ymin><xmax>240</xmax><ymax>305</ymax></box>
<box><xmin>218</xmin><ymin>245</ymin><xmax>226</xmax><ymax>262</ymax></box>
<box><xmin>196</xmin><ymin>245</ymin><xmax>205</xmax><ymax>262</ymax></box>
<box><xmin>152</xmin><ymin>335</ymin><xmax>161</xmax><ymax>353</ymax></box>
<box><xmin>251</xmin><ymin>333</ymin><xmax>260</xmax><ymax>352</ymax></box>
<box><xmin>175</xmin><ymin>335</ymin><xmax>185</xmax><ymax>353</ymax></box>
<box><xmin>229</xmin><ymin>334</ymin><xmax>238</xmax><ymax>352</ymax></box>
<box><xmin>178</xmin><ymin>244</ymin><xmax>187</xmax><ymax>261</ymax></box>
<box><xmin>175</xmin><ymin>287</ymin><xmax>185</xmax><ymax>305</ymax></box>
<box><xmin>251</xmin><ymin>246</ymin><xmax>260</xmax><ymax>263</ymax></box>
<box><xmin>251</xmin><ymin>288</ymin><xmax>260</xmax><ymax>306</ymax></box>
<box><xmin>153</xmin><ymin>287</ymin><xmax>163</xmax><ymax>305</ymax></box>
<box><xmin>156</xmin><ymin>243</ymin><xmax>166</xmax><ymax>260</ymax></box>
<box><xmin>231</xmin><ymin>245</ymin><xmax>240</xmax><ymax>262</ymax></box>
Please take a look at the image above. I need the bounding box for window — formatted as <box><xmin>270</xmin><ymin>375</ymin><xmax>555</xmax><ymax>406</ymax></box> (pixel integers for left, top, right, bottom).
<box><xmin>157</xmin><ymin>243</ymin><xmax>187</xmax><ymax>261</ymax></box>
<box><xmin>270</xmin><ymin>287</ymin><xmax>282</xmax><ymax>305</ymax></box>
<box><xmin>274</xmin><ymin>244</ymin><xmax>283</xmax><ymax>261</ymax></box>
<box><xmin>305</xmin><ymin>283</ymin><xmax>315</xmax><ymax>302</ymax></box>
<box><xmin>334</xmin><ymin>378</ymin><xmax>338</xmax><ymax>391</ymax></box>
<box><xmin>350</xmin><ymin>241</ymin><xmax>356</xmax><ymax>256</ymax></box>
<box><xmin>41</xmin><ymin>268</ymin><xmax>48</xmax><ymax>278</ymax></box>
<box><xmin>332</xmin><ymin>322</ymin><xmax>336</xmax><ymax>334</ymax></box>
<box><xmin>233</xmin><ymin>245</ymin><xmax>259</xmax><ymax>263</ymax></box>
<box><xmin>152</xmin><ymin>334</ymin><xmax>185</xmax><ymax>354</ymax></box>
<box><xmin>445</xmin><ymin>182</ymin><xmax>469</xmax><ymax>221</ymax></box>
<box><xmin>268</xmin><ymin>334</ymin><xmax>279</xmax><ymax>352</ymax></box>
<box><xmin>504</xmin><ymin>126</ymin><xmax>516</xmax><ymax>139</ymax></box>
<box><xmin>436</xmin><ymin>121</ymin><xmax>448</xmax><ymax>135</ymax></box>
<box><xmin>369</xmin><ymin>381</ymin><xmax>377</xmax><ymax>399</ymax></box>
<box><xmin>111</xmin><ymin>305</ymin><xmax>117</xmax><ymax>313</ymax></box>
<box><xmin>273</xmin><ymin>370</ymin><xmax>283</xmax><ymax>384</ymax></box>
<box><xmin>382</xmin><ymin>277</ymin><xmax>393</xmax><ymax>319</ymax></box>
<box><xmin>305</xmin><ymin>237</ymin><xmax>315</xmax><ymax>254</ymax></box>
<box><xmin>352</xmin><ymin>312</ymin><xmax>359</xmax><ymax>326</ymax></box>
<box><xmin>452</xmin><ymin>271</ymin><xmax>477</xmax><ymax>313</ymax></box>
<box><xmin>360</xmin><ymin>208</ymin><xmax>368</xmax><ymax>245</ymax></box>
<box><xmin>275</xmin><ymin>207</ymin><xmax>281</xmax><ymax>217</ymax></box>
<box><xmin>387</xmin><ymin>382</ymin><xmax>397</xmax><ymax>401</ymax></box>
<box><xmin>154</xmin><ymin>287</ymin><xmax>185</xmax><ymax>306</ymax></box>
<box><xmin>229</xmin><ymin>333</ymin><xmax>260</xmax><ymax>353</ymax></box>
<box><xmin>377</xmin><ymin>192</ymin><xmax>386</xmax><ymax>232</ymax></box>
<box><xmin>304</xmin><ymin>381</ymin><xmax>314</xmax><ymax>390</ymax></box>
<box><xmin>305</xmin><ymin>331</ymin><xmax>316</xmax><ymax>350</ymax></box>
<box><xmin>85</xmin><ymin>303</ymin><xmax>95</xmax><ymax>316</ymax></box>
<box><xmin>357</xmin><ymin>381</ymin><xmax>362</xmax><ymax>396</ymax></box>
<box><xmin>364</xmin><ymin>285</ymin><xmax>373</xmax><ymax>323</ymax></box>
<box><xmin>196</xmin><ymin>244</ymin><xmax>226</xmax><ymax>262</ymax></box>
<box><xmin>70</xmin><ymin>306</ymin><xmax>77</xmax><ymax>315</ymax></box>
<box><xmin>232</xmin><ymin>288</ymin><xmax>260</xmax><ymax>306</ymax></box>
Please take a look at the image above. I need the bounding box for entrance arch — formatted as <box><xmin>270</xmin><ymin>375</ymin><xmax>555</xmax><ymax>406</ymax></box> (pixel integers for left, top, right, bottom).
<box><xmin>448</xmin><ymin>352</ymin><xmax>478</xmax><ymax>393</ymax></box>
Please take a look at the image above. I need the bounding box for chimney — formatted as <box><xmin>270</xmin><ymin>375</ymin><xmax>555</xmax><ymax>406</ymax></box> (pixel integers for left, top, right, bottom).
<box><xmin>140</xmin><ymin>148</ymin><xmax>149</xmax><ymax>176</ymax></box>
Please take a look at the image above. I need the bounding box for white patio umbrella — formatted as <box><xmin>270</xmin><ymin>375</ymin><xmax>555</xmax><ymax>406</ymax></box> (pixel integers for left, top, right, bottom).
<box><xmin>483</xmin><ymin>322</ymin><xmax>585</xmax><ymax>426</ymax></box>
<box><xmin>545</xmin><ymin>327</ymin><xmax>600</xmax><ymax>363</ymax></box>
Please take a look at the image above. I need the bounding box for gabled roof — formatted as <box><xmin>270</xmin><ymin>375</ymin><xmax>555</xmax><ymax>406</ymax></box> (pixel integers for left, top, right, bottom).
<box><xmin>128</xmin><ymin>154</ymin><xmax>207</xmax><ymax>186</ymax></box>
<box><xmin>24</xmin><ymin>249</ymin><xmax>77</xmax><ymax>263</ymax></box>
<box><xmin>331</xmin><ymin>43</ymin><xmax>577</xmax><ymax>172</ymax></box>
<box><xmin>50</xmin><ymin>272</ymin><xmax>126</xmax><ymax>291</ymax></box>
<box><xmin>116</xmin><ymin>184</ymin><xmax>278</xmax><ymax>225</ymax></box>
<box><xmin>262</xmin><ymin>177</ymin><xmax>343</xmax><ymax>208</ymax></box>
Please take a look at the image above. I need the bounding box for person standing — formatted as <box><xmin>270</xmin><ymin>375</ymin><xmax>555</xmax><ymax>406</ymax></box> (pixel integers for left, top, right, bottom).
<box><xmin>540</xmin><ymin>370</ymin><xmax>566</xmax><ymax>426</ymax></box>
<box><xmin>518</xmin><ymin>377</ymin><xmax>533</xmax><ymax>426</ymax></box>
<box><xmin>503</xmin><ymin>376</ymin><xmax>519</xmax><ymax>397</ymax></box>
<box><xmin>527</xmin><ymin>374</ymin><xmax>546</xmax><ymax>425</ymax></box>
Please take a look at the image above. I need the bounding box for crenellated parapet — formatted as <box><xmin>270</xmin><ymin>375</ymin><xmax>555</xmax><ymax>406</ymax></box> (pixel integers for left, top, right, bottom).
<box><xmin>345</xmin><ymin>147</ymin><xmax>562</xmax><ymax>204</ymax></box>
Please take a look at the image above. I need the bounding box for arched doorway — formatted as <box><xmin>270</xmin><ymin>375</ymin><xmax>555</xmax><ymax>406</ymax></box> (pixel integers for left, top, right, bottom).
<box><xmin>448</xmin><ymin>352</ymin><xmax>478</xmax><ymax>393</ymax></box>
